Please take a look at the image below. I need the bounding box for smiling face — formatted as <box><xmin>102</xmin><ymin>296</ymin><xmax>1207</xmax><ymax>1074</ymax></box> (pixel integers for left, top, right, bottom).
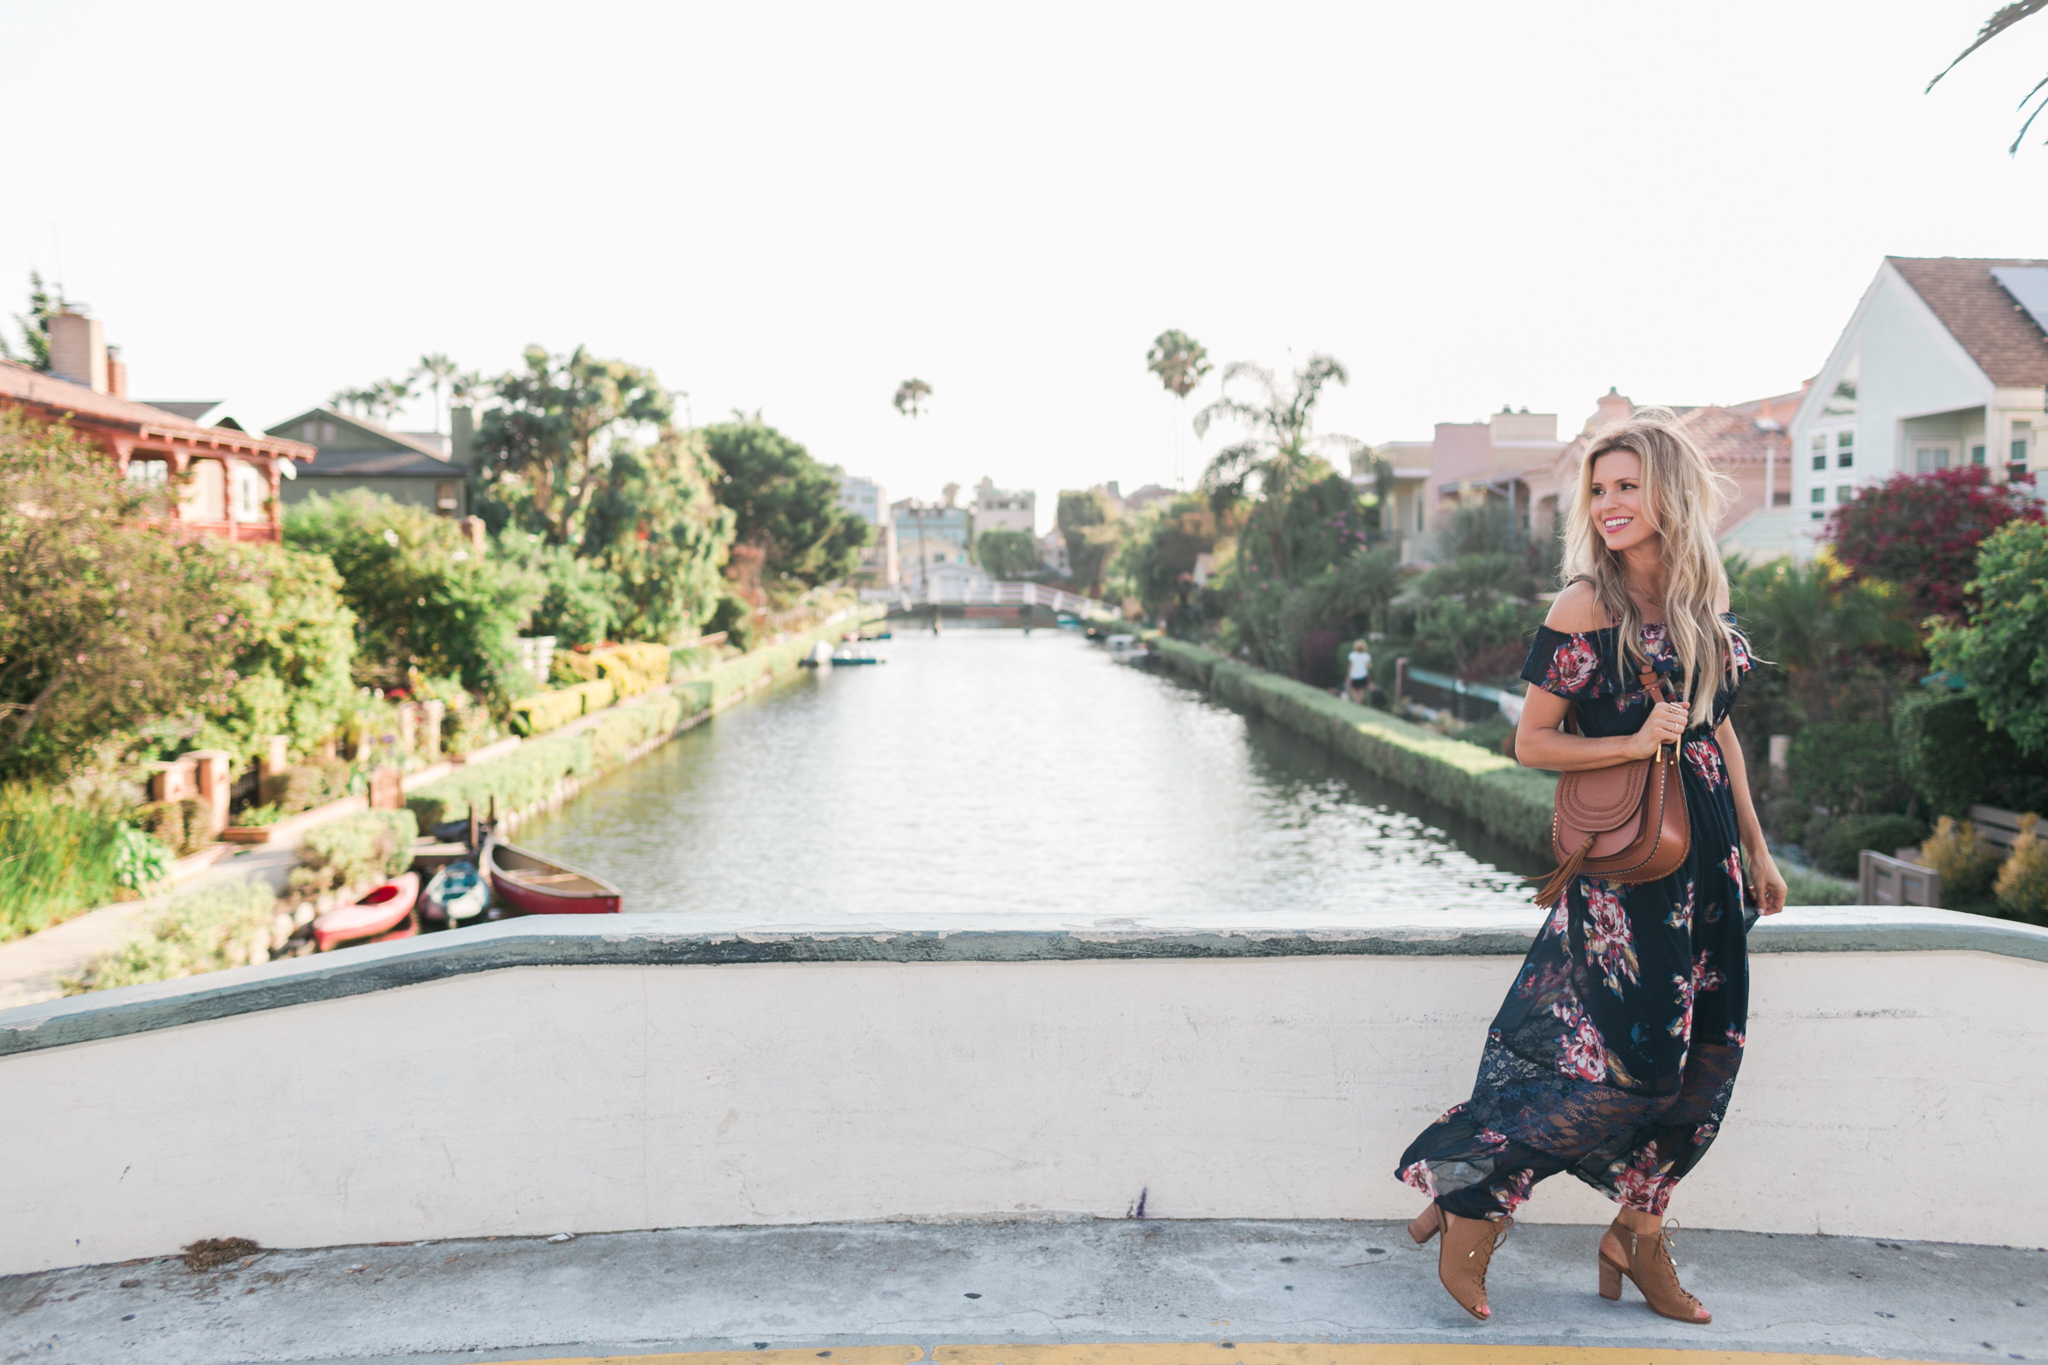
<box><xmin>1587</xmin><ymin>448</ymin><xmax>1658</xmax><ymax>555</ymax></box>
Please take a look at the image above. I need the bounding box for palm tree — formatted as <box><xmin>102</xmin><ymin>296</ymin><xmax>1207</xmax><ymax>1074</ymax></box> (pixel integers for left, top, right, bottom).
<box><xmin>1196</xmin><ymin>354</ymin><xmax>1373</xmax><ymax>581</ymax></box>
<box><xmin>368</xmin><ymin>377</ymin><xmax>413</xmax><ymax>427</ymax></box>
<box><xmin>892</xmin><ymin>378</ymin><xmax>932</xmax><ymax>419</ymax></box>
<box><xmin>410</xmin><ymin>353</ymin><xmax>459</xmax><ymax>434</ymax></box>
<box><xmin>1147</xmin><ymin>329</ymin><xmax>1211</xmax><ymax>488</ymax></box>
<box><xmin>1928</xmin><ymin>1</ymin><xmax>2048</xmax><ymax>152</ymax></box>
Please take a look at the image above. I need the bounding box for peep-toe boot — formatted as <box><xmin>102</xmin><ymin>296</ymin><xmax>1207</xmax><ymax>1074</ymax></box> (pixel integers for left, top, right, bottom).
<box><xmin>1598</xmin><ymin>1218</ymin><xmax>1710</xmax><ymax>1323</ymax></box>
<box><xmin>1438</xmin><ymin>1211</ymin><xmax>1510</xmax><ymax>1320</ymax></box>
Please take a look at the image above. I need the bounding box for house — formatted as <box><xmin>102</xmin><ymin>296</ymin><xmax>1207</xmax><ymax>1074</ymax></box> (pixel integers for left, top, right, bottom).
<box><xmin>891</xmin><ymin>496</ymin><xmax>973</xmax><ymax>593</ymax></box>
<box><xmin>837</xmin><ymin>473</ymin><xmax>898</xmax><ymax>586</ymax></box>
<box><xmin>1365</xmin><ymin>391</ymin><xmax>1803</xmax><ymax>563</ymax></box>
<box><xmin>1037</xmin><ymin>529</ymin><xmax>1070</xmax><ymax>576</ymax></box>
<box><xmin>265</xmin><ymin>405</ymin><xmax>470</xmax><ymax>516</ymax></box>
<box><xmin>971</xmin><ymin>476</ymin><xmax>1035</xmax><ymax>537</ymax></box>
<box><xmin>0</xmin><ymin>311</ymin><xmax>313</xmax><ymax>541</ymax></box>
<box><xmin>1358</xmin><ymin>407</ymin><xmax>1568</xmax><ymax>562</ymax></box>
<box><xmin>1787</xmin><ymin>256</ymin><xmax>2048</xmax><ymax>559</ymax></box>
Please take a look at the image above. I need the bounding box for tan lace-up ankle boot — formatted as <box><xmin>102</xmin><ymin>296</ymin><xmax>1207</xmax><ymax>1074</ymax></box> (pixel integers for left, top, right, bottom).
<box><xmin>1407</xmin><ymin>1202</ymin><xmax>1442</xmax><ymax>1245</ymax></box>
<box><xmin>1598</xmin><ymin>1217</ymin><xmax>1710</xmax><ymax>1323</ymax></box>
<box><xmin>1438</xmin><ymin>1210</ymin><xmax>1510</xmax><ymax>1320</ymax></box>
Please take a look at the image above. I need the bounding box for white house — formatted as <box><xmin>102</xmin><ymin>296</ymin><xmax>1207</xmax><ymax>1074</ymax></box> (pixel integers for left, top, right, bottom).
<box><xmin>971</xmin><ymin>476</ymin><xmax>1035</xmax><ymax>538</ymax></box>
<box><xmin>1789</xmin><ymin>256</ymin><xmax>2048</xmax><ymax>559</ymax></box>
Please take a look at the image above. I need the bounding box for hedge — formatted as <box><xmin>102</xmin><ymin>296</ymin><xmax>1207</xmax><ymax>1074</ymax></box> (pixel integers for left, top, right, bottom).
<box><xmin>507</xmin><ymin>678</ymin><xmax>615</xmax><ymax>737</ymax></box>
<box><xmin>1151</xmin><ymin>637</ymin><xmax>1558</xmax><ymax>856</ymax></box>
<box><xmin>410</xmin><ymin>610</ymin><xmax>877</xmax><ymax>831</ymax></box>
<box><xmin>288</xmin><ymin>809</ymin><xmax>418</xmax><ymax>897</ymax></box>
<box><xmin>553</xmin><ymin>642</ymin><xmax>671</xmax><ymax>696</ymax></box>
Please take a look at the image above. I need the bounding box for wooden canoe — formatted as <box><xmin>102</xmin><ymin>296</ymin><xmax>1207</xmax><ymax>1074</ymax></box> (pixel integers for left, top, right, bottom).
<box><xmin>313</xmin><ymin>871</ymin><xmax>421</xmax><ymax>952</ymax></box>
<box><xmin>483</xmin><ymin>836</ymin><xmax>623</xmax><ymax>916</ymax></box>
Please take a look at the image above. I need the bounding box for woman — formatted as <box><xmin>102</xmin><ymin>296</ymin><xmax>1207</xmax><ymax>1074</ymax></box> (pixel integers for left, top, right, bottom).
<box><xmin>1347</xmin><ymin>639</ymin><xmax>1374</xmax><ymax>704</ymax></box>
<box><xmin>1394</xmin><ymin>409</ymin><xmax>1787</xmax><ymax>1325</ymax></box>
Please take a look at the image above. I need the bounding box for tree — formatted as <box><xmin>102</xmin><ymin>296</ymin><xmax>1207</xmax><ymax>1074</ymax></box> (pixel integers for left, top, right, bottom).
<box><xmin>702</xmin><ymin>418</ymin><xmax>867</xmax><ymax>593</ymax></box>
<box><xmin>284</xmin><ymin>491</ymin><xmax>543</xmax><ymax>699</ymax></box>
<box><xmin>975</xmin><ymin>528</ymin><xmax>1041</xmax><ymax>580</ymax></box>
<box><xmin>0</xmin><ymin>273</ymin><xmax>63</xmax><ymax>371</ymax></box>
<box><xmin>1830</xmin><ymin>467</ymin><xmax>2042</xmax><ymax>621</ymax></box>
<box><xmin>191</xmin><ymin>545</ymin><xmax>359</xmax><ymax>764</ymax></box>
<box><xmin>1194</xmin><ymin>355</ymin><xmax>1364</xmax><ymax>580</ymax></box>
<box><xmin>579</xmin><ymin>427</ymin><xmax>736</xmax><ymax>638</ymax></box>
<box><xmin>1057</xmin><ymin>488</ymin><xmax>1123</xmax><ymax>596</ymax></box>
<box><xmin>410</xmin><ymin>353</ymin><xmax>459</xmax><ymax>435</ymax></box>
<box><xmin>0</xmin><ymin>412</ymin><xmax>237</xmax><ymax>779</ymax></box>
<box><xmin>473</xmin><ymin>346</ymin><xmax>673</xmax><ymax>547</ymax></box>
<box><xmin>1728</xmin><ymin>554</ymin><xmax>1915</xmax><ymax>724</ymax></box>
<box><xmin>1929</xmin><ymin>520</ymin><xmax>2048</xmax><ymax>756</ymax></box>
<box><xmin>368</xmin><ymin>376</ymin><xmax>414</xmax><ymax>427</ymax></box>
<box><xmin>1928</xmin><ymin>1</ymin><xmax>2048</xmax><ymax>152</ymax></box>
<box><xmin>1148</xmin><ymin>329</ymin><xmax>1212</xmax><ymax>488</ymax></box>
<box><xmin>892</xmin><ymin>378</ymin><xmax>932</xmax><ymax>418</ymax></box>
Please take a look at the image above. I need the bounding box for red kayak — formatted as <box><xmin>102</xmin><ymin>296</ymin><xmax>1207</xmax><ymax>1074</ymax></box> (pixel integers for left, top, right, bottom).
<box><xmin>483</xmin><ymin>836</ymin><xmax>623</xmax><ymax>915</ymax></box>
<box><xmin>313</xmin><ymin>871</ymin><xmax>421</xmax><ymax>952</ymax></box>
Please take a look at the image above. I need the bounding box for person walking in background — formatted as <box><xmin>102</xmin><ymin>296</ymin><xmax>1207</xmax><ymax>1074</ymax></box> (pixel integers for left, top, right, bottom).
<box><xmin>1346</xmin><ymin>639</ymin><xmax>1373</xmax><ymax>704</ymax></box>
<box><xmin>1394</xmin><ymin>409</ymin><xmax>1786</xmax><ymax>1325</ymax></box>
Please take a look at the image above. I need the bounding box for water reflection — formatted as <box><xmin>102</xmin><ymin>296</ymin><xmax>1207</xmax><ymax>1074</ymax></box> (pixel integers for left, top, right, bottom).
<box><xmin>513</xmin><ymin>629</ymin><xmax>1542</xmax><ymax>921</ymax></box>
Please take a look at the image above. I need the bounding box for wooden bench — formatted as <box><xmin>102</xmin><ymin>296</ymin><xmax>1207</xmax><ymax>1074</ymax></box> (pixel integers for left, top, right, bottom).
<box><xmin>1969</xmin><ymin>804</ymin><xmax>2028</xmax><ymax>856</ymax></box>
<box><xmin>1859</xmin><ymin>850</ymin><xmax>1943</xmax><ymax>908</ymax></box>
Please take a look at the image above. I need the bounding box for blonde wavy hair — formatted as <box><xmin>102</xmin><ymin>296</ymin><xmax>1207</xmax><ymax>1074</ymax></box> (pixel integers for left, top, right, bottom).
<box><xmin>1560</xmin><ymin>407</ymin><xmax>1740</xmax><ymax>729</ymax></box>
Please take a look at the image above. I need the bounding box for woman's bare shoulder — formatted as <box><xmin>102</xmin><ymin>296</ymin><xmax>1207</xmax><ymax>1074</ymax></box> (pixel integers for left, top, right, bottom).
<box><xmin>1544</xmin><ymin>579</ymin><xmax>1608</xmax><ymax>632</ymax></box>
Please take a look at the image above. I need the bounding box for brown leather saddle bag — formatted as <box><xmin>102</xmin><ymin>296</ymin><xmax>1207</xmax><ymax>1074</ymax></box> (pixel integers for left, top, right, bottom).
<box><xmin>1531</xmin><ymin>668</ymin><xmax>1691</xmax><ymax>908</ymax></box>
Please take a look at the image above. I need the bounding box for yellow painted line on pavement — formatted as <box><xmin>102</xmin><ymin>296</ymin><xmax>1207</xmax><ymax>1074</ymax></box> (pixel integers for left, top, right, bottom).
<box><xmin>508</xmin><ymin>1347</ymin><xmax>1964</xmax><ymax>1365</ymax></box>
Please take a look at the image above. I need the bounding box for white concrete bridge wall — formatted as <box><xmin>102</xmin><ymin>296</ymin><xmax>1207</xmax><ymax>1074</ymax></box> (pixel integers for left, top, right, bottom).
<box><xmin>1</xmin><ymin>911</ymin><xmax>2043</xmax><ymax>1274</ymax></box>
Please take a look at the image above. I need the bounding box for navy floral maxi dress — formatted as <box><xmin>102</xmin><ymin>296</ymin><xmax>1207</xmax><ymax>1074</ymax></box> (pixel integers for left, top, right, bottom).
<box><xmin>1395</xmin><ymin>615</ymin><xmax>1757</xmax><ymax>1220</ymax></box>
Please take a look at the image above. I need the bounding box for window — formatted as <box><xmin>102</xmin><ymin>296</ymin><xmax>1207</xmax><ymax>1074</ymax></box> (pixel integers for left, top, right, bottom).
<box><xmin>125</xmin><ymin>457</ymin><xmax>168</xmax><ymax>486</ymax></box>
<box><xmin>1915</xmin><ymin>445</ymin><xmax>1952</xmax><ymax>473</ymax></box>
<box><xmin>1810</xmin><ymin>486</ymin><xmax>1825</xmax><ymax>503</ymax></box>
<box><xmin>1972</xmin><ymin>444</ymin><xmax>1988</xmax><ymax>465</ymax></box>
<box><xmin>1772</xmin><ymin>489</ymin><xmax>1791</xmax><ymax>506</ymax></box>
<box><xmin>436</xmin><ymin>481</ymin><xmax>459</xmax><ymax>513</ymax></box>
<box><xmin>322</xmin><ymin>422</ymin><xmax>336</xmax><ymax>442</ymax></box>
<box><xmin>1836</xmin><ymin>430</ymin><xmax>1855</xmax><ymax>468</ymax></box>
<box><xmin>232</xmin><ymin>462</ymin><xmax>268</xmax><ymax>522</ymax></box>
<box><xmin>1835</xmin><ymin>484</ymin><xmax>1853</xmax><ymax>504</ymax></box>
<box><xmin>2012</xmin><ymin>422</ymin><xmax>2032</xmax><ymax>474</ymax></box>
<box><xmin>1810</xmin><ymin>434</ymin><xmax>1827</xmax><ymax>472</ymax></box>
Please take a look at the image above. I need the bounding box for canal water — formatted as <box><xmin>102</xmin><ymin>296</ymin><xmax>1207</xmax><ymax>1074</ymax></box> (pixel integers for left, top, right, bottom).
<box><xmin>513</xmin><ymin>629</ymin><xmax>1544</xmax><ymax>921</ymax></box>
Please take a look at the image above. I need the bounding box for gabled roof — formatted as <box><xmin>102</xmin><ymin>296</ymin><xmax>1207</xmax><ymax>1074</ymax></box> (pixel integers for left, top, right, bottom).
<box><xmin>293</xmin><ymin>447</ymin><xmax>463</xmax><ymax>479</ymax></box>
<box><xmin>1888</xmin><ymin>256</ymin><xmax>2048</xmax><ymax>387</ymax></box>
<box><xmin>265</xmin><ymin>406</ymin><xmax>449</xmax><ymax>461</ymax></box>
<box><xmin>0</xmin><ymin>359</ymin><xmax>313</xmax><ymax>461</ymax></box>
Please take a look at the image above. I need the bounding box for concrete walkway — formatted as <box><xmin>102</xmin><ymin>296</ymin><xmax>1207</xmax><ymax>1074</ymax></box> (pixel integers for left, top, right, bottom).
<box><xmin>0</xmin><ymin>839</ymin><xmax>297</xmax><ymax>1011</ymax></box>
<box><xmin>4</xmin><ymin>1220</ymin><xmax>2041</xmax><ymax>1364</ymax></box>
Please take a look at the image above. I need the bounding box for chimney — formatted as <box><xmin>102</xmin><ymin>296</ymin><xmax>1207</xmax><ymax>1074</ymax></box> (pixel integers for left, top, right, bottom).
<box><xmin>48</xmin><ymin>311</ymin><xmax>108</xmax><ymax>393</ymax></box>
<box><xmin>105</xmin><ymin>344</ymin><xmax>127</xmax><ymax>399</ymax></box>
<box><xmin>449</xmin><ymin>404</ymin><xmax>475</xmax><ymax>467</ymax></box>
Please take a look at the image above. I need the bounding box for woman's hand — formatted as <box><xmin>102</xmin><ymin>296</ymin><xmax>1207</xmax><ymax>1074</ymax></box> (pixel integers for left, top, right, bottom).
<box><xmin>1622</xmin><ymin>700</ymin><xmax>1689</xmax><ymax>761</ymax></box>
<box><xmin>1747</xmin><ymin>847</ymin><xmax>1788</xmax><ymax>917</ymax></box>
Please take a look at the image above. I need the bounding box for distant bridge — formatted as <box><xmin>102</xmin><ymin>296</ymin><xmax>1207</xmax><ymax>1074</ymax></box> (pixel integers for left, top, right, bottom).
<box><xmin>862</xmin><ymin>580</ymin><xmax>1121</xmax><ymax>619</ymax></box>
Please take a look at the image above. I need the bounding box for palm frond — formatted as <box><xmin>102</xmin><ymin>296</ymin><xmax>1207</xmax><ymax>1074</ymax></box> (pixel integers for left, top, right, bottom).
<box><xmin>1193</xmin><ymin>395</ymin><xmax>1267</xmax><ymax>439</ymax></box>
<box><xmin>1928</xmin><ymin>0</ymin><xmax>2048</xmax><ymax>92</ymax></box>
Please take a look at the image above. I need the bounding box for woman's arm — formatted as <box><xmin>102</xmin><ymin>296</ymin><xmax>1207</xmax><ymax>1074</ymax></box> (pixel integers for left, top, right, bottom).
<box><xmin>1514</xmin><ymin>580</ymin><xmax>1686</xmax><ymax>771</ymax></box>
<box><xmin>1515</xmin><ymin>688</ymin><xmax>1686</xmax><ymax>770</ymax></box>
<box><xmin>1715</xmin><ymin>717</ymin><xmax>1787</xmax><ymax>916</ymax></box>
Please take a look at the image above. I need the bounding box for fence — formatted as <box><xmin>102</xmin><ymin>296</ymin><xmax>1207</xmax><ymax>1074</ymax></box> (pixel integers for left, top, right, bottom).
<box><xmin>863</xmin><ymin>580</ymin><xmax>1118</xmax><ymax>618</ymax></box>
<box><xmin>1396</xmin><ymin>661</ymin><xmax>1522</xmax><ymax>725</ymax></box>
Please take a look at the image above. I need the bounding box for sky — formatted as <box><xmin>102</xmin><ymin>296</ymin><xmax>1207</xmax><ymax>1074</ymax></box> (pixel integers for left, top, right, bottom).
<box><xmin>5</xmin><ymin>0</ymin><xmax>2047</xmax><ymax>533</ymax></box>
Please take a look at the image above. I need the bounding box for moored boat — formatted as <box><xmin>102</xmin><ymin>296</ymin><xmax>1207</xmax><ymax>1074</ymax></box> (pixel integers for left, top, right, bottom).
<box><xmin>483</xmin><ymin>836</ymin><xmax>623</xmax><ymax>915</ymax></box>
<box><xmin>313</xmin><ymin>871</ymin><xmax>421</xmax><ymax>952</ymax></box>
<box><xmin>424</xmin><ymin>860</ymin><xmax>489</xmax><ymax>924</ymax></box>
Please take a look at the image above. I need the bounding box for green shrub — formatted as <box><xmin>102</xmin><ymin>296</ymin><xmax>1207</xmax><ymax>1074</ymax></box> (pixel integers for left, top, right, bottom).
<box><xmin>404</xmin><ymin>733</ymin><xmax>597</xmax><ymax>830</ymax></box>
<box><xmin>1993</xmin><ymin>814</ymin><xmax>2048</xmax><ymax>923</ymax></box>
<box><xmin>1921</xmin><ymin>816</ymin><xmax>2003</xmax><ymax>904</ymax></box>
<box><xmin>705</xmin><ymin>593</ymin><xmax>758</xmax><ymax>652</ymax></box>
<box><xmin>549</xmin><ymin>644</ymin><xmax>665</xmax><ymax>694</ymax></box>
<box><xmin>669</xmin><ymin>643</ymin><xmax>718</xmax><ymax>676</ymax></box>
<box><xmin>507</xmin><ymin>678</ymin><xmax>615</xmax><ymax>737</ymax></box>
<box><xmin>288</xmin><ymin>809</ymin><xmax>417</xmax><ymax>897</ymax></box>
<box><xmin>1802</xmin><ymin>812</ymin><xmax>1927</xmax><ymax>878</ymax></box>
<box><xmin>583</xmin><ymin>694</ymin><xmax>686</xmax><ymax>769</ymax></box>
<box><xmin>1783</xmin><ymin>866</ymin><xmax>1859</xmax><ymax>906</ymax></box>
<box><xmin>0</xmin><ymin>786</ymin><xmax>160</xmax><ymax>941</ymax></box>
<box><xmin>132</xmin><ymin>796</ymin><xmax>219</xmax><ymax>857</ymax></box>
<box><xmin>1893</xmin><ymin>688</ymin><xmax>2048</xmax><ymax>819</ymax></box>
<box><xmin>260</xmin><ymin>759</ymin><xmax>351</xmax><ymax>815</ymax></box>
<box><xmin>112</xmin><ymin>824</ymin><xmax>175</xmax><ymax>894</ymax></box>
<box><xmin>63</xmin><ymin>879</ymin><xmax>278</xmax><ymax>994</ymax></box>
<box><xmin>1789</xmin><ymin>722</ymin><xmax>1909</xmax><ymax>815</ymax></box>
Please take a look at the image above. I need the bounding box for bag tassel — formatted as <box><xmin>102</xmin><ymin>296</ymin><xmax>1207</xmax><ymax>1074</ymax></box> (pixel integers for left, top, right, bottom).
<box><xmin>1529</xmin><ymin>833</ymin><xmax>1594</xmax><ymax>909</ymax></box>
